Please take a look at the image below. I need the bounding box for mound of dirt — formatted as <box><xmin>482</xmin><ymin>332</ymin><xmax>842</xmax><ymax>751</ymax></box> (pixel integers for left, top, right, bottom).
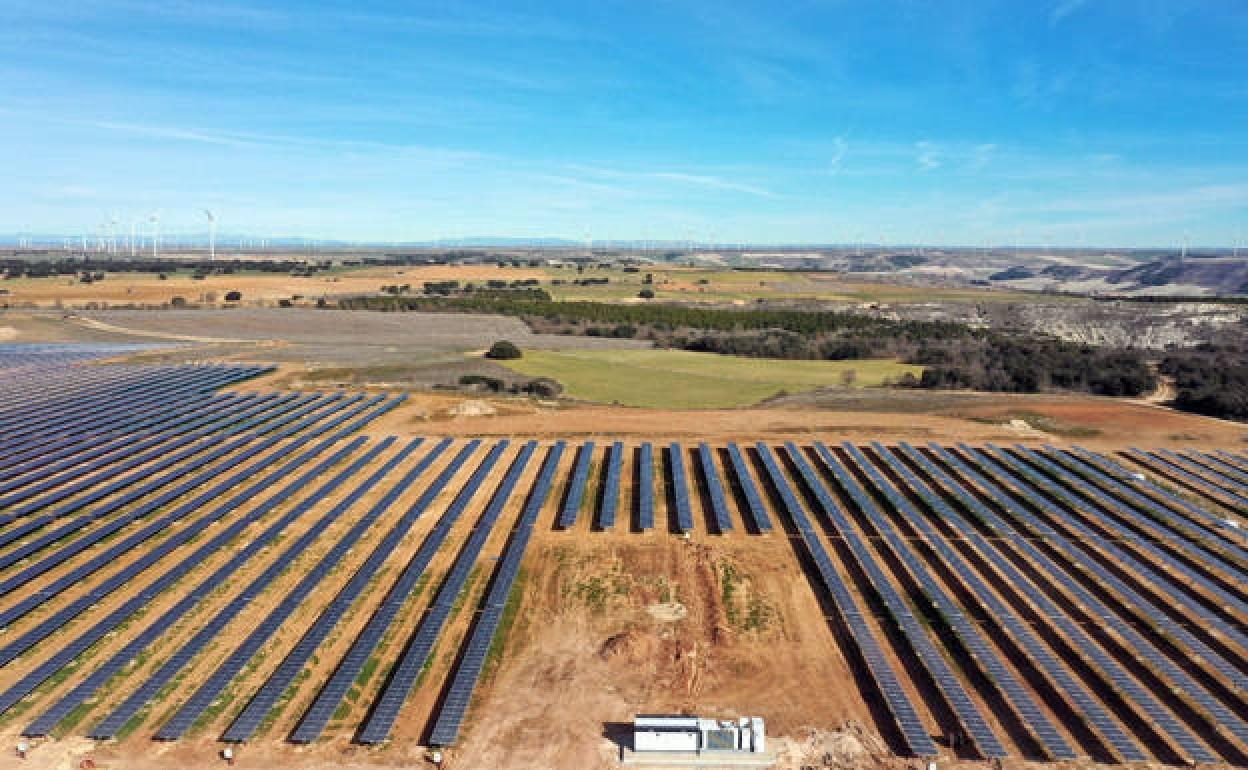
<box><xmin>445</xmin><ymin>399</ymin><xmax>497</xmax><ymax>417</ymax></box>
<box><xmin>777</xmin><ymin>721</ymin><xmax>897</xmax><ymax>770</ymax></box>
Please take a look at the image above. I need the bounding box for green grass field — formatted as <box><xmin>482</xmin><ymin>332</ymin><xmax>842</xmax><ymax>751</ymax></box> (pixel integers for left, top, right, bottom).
<box><xmin>496</xmin><ymin>348</ymin><xmax>924</xmax><ymax>408</ymax></box>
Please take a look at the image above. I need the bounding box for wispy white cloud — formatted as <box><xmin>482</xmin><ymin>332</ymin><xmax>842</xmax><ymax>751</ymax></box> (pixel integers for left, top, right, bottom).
<box><xmin>828</xmin><ymin>136</ymin><xmax>849</xmax><ymax>176</ymax></box>
<box><xmin>647</xmin><ymin>172</ymin><xmax>774</xmax><ymax>197</ymax></box>
<box><xmin>72</xmin><ymin>118</ymin><xmax>258</xmax><ymax>148</ymax></box>
<box><xmin>570</xmin><ymin>165</ymin><xmax>775</xmax><ymax>197</ymax></box>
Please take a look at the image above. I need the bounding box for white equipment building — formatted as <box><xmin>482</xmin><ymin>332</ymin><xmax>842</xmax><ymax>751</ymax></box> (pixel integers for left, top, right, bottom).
<box><xmin>633</xmin><ymin>714</ymin><xmax>765</xmax><ymax>755</ymax></box>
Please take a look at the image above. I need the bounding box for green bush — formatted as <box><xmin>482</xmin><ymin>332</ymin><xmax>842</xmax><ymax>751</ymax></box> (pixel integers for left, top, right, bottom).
<box><xmin>486</xmin><ymin>340</ymin><xmax>522</xmax><ymax>360</ymax></box>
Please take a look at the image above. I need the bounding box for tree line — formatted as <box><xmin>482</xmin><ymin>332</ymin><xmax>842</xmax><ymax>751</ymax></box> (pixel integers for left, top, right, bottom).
<box><xmin>337</xmin><ymin>294</ymin><xmax>1166</xmax><ymax>399</ymax></box>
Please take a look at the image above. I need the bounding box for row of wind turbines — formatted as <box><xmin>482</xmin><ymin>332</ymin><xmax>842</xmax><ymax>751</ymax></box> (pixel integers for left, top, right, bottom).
<box><xmin>73</xmin><ymin>210</ymin><xmax>217</xmax><ymax>259</ymax></box>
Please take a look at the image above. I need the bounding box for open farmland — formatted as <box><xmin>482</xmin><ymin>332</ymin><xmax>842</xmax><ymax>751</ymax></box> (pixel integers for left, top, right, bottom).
<box><xmin>1</xmin><ymin>345</ymin><xmax>1248</xmax><ymax>769</ymax></box>
<box><xmin>496</xmin><ymin>348</ymin><xmax>923</xmax><ymax>408</ymax></box>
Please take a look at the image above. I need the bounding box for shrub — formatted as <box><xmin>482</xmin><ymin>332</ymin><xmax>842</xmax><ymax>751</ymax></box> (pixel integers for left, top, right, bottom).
<box><xmin>459</xmin><ymin>374</ymin><xmax>505</xmax><ymax>392</ymax></box>
<box><xmin>485</xmin><ymin>340</ymin><xmax>522</xmax><ymax>360</ymax></box>
<box><xmin>522</xmin><ymin>378</ymin><xmax>562</xmax><ymax>398</ymax></box>
<box><xmin>638</xmin><ymin>288</ymin><xmax>655</xmax><ymax>299</ymax></box>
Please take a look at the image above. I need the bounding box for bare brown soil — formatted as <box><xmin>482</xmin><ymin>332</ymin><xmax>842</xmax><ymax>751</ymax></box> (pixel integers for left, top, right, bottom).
<box><xmin>0</xmin><ymin>265</ymin><xmax>546</xmax><ymax>308</ymax></box>
<box><xmin>335</xmin><ymin>393</ymin><xmax>1248</xmax><ymax>451</ymax></box>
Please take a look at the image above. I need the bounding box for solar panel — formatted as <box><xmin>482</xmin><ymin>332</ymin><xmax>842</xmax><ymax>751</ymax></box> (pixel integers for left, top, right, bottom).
<box><xmin>0</xmin><ymin>393</ymin><xmax>326</xmax><ymax>564</ymax></box>
<box><xmin>667</xmin><ymin>443</ymin><xmax>694</xmax><ymax>532</ymax></box>
<box><xmin>288</xmin><ymin>440</ymin><xmax>507</xmax><ymax>743</ymax></box>
<box><xmin>748</xmin><ymin>442</ymin><xmax>938</xmax><ymax>759</ymax></box>
<box><xmin>697</xmin><ymin>443</ymin><xmax>733</xmax><ymax>532</ymax></box>
<box><xmin>82</xmin><ymin>436</ymin><xmax>394</xmax><ymax>738</ymax></box>
<box><xmin>983</xmin><ymin>445</ymin><xmax>1248</xmax><ymax>635</ymax></box>
<box><xmin>0</xmin><ymin>395</ymin><xmax>377</xmax><ymax>631</ymax></box>
<box><xmin>426</xmin><ymin>442</ymin><xmax>566</xmax><ymax>747</ymax></box>
<box><xmin>557</xmin><ymin>441</ymin><xmax>594</xmax><ymax>528</ymax></box>
<box><xmin>725</xmin><ymin>443</ymin><xmax>771</xmax><ymax>532</ymax></box>
<box><xmin>636</xmin><ymin>443</ymin><xmax>655</xmax><ymax>530</ymax></box>
<box><xmin>791</xmin><ymin>442</ymin><xmax>1007</xmax><ymax>760</ymax></box>
<box><xmin>356</xmin><ymin>441</ymin><xmax>538</xmax><ymax>744</ymax></box>
<box><xmin>1051</xmin><ymin>447</ymin><xmax>1248</xmax><ymax>558</ymax></box>
<box><xmin>6</xmin><ymin>433</ymin><xmax>385</xmax><ymax>729</ymax></box>
<box><xmin>1071</xmin><ymin>447</ymin><xmax>1247</xmax><ymax>550</ymax></box>
<box><xmin>209</xmin><ymin>439</ymin><xmax>450</xmax><ymax>743</ymax></box>
<box><xmin>945</xmin><ymin>445</ymin><xmax>1222</xmax><ymax>764</ymax></box>
<box><xmin>597</xmin><ymin>441</ymin><xmax>623</xmax><ymax>530</ymax></box>
<box><xmin>1034</xmin><ymin>446</ymin><xmax>1248</xmax><ymax>571</ymax></box>
<box><xmin>1134</xmin><ymin>448</ymin><xmax>1248</xmax><ymax>509</ymax></box>
<box><xmin>0</xmin><ymin>396</ymin><xmax>403</xmax><ymax>677</ymax></box>
<box><xmin>145</xmin><ymin>437</ymin><xmax>441</xmax><ymax>741</ymax></box>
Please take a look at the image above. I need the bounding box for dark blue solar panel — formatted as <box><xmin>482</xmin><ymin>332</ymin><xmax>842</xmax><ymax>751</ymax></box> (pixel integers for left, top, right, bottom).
<box><xmin>356</xmin><ymin>442</ymin><xmax>538</xmax><ymax>744</ymax></box>
<box><xmin>749</xmin><ymin>442</ymin><xmax>938</xmax><ymax>759</ymax></box>
<box><xmin>86</xmin><ymin>437</ymin><xmax>398</xmax><ymax>739</ymax></box>
<box><xmin>0</xmin><ymin>395</ymin><xmax>403</xmax><ymax>674</ymax></box>
<box><xmin>597</xmin><ymin>441</ymin><xmax>623</xmax><ymax>530</ymax></box>
<box><xmin>557</xmin><ymin>441</ymin><xmax>594</xmax><ymax>528</ymax></box>
<box><xmin>26</xmin><ymin>437</ymin><xmax>448</xmax><ymax>739</ymax></box>
<box><xmin>636</xmin><ymin>443</ymin><xmax>655</xmax><ymax>530</ymax></box>
<box><xmin>289</xmin><ymin>440</ymin><xmax>506</xmax><ymax>743</ymax></box>
<box><xmin>426</xmin><ymin>442</ymin><xmax>566</xmax><ymax>747</ymax></box>
<box><xmin>856</xmin><ymin>443</ymin><xmax>1078</xmax><ymax>760</ymax></box>
<box><xmin>698</xmin><ymin>443</ymin><xmax>733</xmax><ymax>532</ymax></box>
<box><xmin>667</xmin><ymin>443</ymin><xmax>694</xmax><ymax>532</ymax></box>
<box><xmin>946</xmin><ymin>444</ymin><xmax>1221</xmax><ymax>764</ymax></box>
<box><xmin>726</xmin><ymin>443</ymin><xmax>771</xmax><ymax>532</ymax></box>
<box><xmin>791</xmin><ymin>442</ymin><xmax>1007</xmax><ymax>760</ymax></box>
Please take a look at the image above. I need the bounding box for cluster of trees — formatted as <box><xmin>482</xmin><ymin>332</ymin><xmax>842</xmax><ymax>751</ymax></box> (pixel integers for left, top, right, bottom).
<box><xmin>338</xmin><ymin>293</ymin><xmax>1170</xmax><ymax>401</ymax></box>
<box><xmin>340</xmin><ymin>294</ymin><xmax>971</xmax><ymax>339</ymax></box>
<box><xmin>1160</xmin><ymin>346</ymin><xmax>1248</xmax><ymax>419</ymax></box>
<box><xmin>416</xmin><ymin>280</ymin><xmax>549</xmax><ymax>298</ymax></box>
<box><xmin>458</xmin><ymin>374</ymin><xmax>561</xmax><ymax>398</ymax></box>
<box><xmin>915</xmin><ymin>338</ymin><xmax>1156</xmax><ymax>396</ymax></box>
<box><xmin>1</xmin><ymin>258</ymin><xmax>320</xmax><ymax>278</ymax></box>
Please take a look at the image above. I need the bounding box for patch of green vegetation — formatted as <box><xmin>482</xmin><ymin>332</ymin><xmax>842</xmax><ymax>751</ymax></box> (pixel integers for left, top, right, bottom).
<box><xmin>497</xmin><ymin>348</ymin><xmax>923</xmax><ymax>408</ymax></box>
<box><xmin>573</xmin><ymin>576</ymin><xmax>611</xmax><ymax>611</ymax></box>
<box><xmin>483</xmin><ymin>567</ymin><xmax>527</xmax><ymax>679</ymax></box>
<box><xmin>717</xmin><ymin>561</ymin><xmax>775</xmax><ymax>633</ymax></box>
<box><xmin>720</xmin><ymin>562</ymin><xmax>740</xmax><ymax>626</ymax></box>
<box><xmin>355</xmin><ymin>656</ymin><xmax>381</xmax><ymax>689</ymax></box>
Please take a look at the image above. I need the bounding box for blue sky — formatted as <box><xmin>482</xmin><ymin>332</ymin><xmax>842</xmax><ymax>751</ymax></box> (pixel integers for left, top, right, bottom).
<box><xmin>3</xmin><ymin>0</ymin><xmax>1247</xmax><ymax>246</ymax></box>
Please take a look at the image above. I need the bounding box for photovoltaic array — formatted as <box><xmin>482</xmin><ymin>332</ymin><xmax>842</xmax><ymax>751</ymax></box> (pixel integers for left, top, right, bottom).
<box><xmin>2</xmin><ymin>345</ymin><xmax>1246</xmax><ymax>765</ymax></box>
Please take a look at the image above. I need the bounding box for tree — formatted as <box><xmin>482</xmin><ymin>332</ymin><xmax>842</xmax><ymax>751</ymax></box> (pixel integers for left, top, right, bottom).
<box><xmin>638</xmin><ymin>288</ymin><xmax>655</xmax><ymax>300</ymax></box>
<box><xmin>224</xmin><ymin>290</ymin><xmax>242</xmax><ymax>301</ymax></box>
<box><xmin>485</xmin><ymin>340</ymin><xmax>522</xmax><ymax>360</ymax></box>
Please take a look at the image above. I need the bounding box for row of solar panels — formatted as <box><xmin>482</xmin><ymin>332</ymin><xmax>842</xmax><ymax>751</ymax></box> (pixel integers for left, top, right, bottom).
<box><xmin>4</xmin><ymin>398</ymin><xmax>407</xmax><ymax>733</ymax></box>
<box><xmin>554</xmin><ymin>441</ymin><xmax>774</xmax><ymax>533</ymax></box>
<box><xmin>928</xmin><ymin>444</ymin><xmax>1242</xmax><ymax>764</ymax></box>
<box><xmin>0</xmin><ymin>363</ymin><xmax>269</xmax><ymax>444</ymax></box>
<box><xmin>3</xmin><ymin>435</ymin><xmax>1244</xmax><ymax>760</ymax></box>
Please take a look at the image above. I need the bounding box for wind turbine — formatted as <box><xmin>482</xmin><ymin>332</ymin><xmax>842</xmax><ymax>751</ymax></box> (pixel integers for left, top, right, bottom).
<box><xmin>204</xmin><ymin>210</ymin><xmax>217</xmax><ymax>261</ymax></box>
<box><xmin>149</xmin><ymin>212</ymin><xmax>161</xmax><ymax>258</ymax></box>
